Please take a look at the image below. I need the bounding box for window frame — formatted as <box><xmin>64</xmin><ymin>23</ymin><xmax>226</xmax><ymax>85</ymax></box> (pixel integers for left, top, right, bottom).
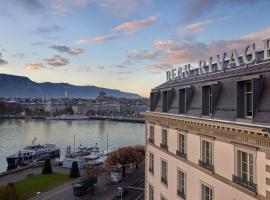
<box><xmin>161</xmin><ymin>129</ymin><xmax>168</xmax><ymax>146</ymax></box>
<box><xmin>149</xmin><ymin>125</ymin><xmax>155</xmax><ymax>143</ymax></box>
<box><xmin>244</xmin><ymin>81</ymin><xmax>253</xmax><ymax>118</ymax></box>
<box><xmin>234</xmin><ymin>146</ymin><xmax>256</xmax><ymax>184</ymax></box>
<box><xmin>201</xmin><ymin>138</ymin><xmax>214</xmax><ymax>166</ymax></box>
<box><xmin>149</xmin><ymin>152</ymin><xmax>154</xmax><ymax>175</ymax></box>
<box><xmin>177</xmin><ymin>132</ymin><xmax>187</xmax><ymax>154</ymax></box>
<box><xmin>161</xmin><ymin>158</ymin><xmax>168</xmax><ymax>186</ymax></box>
<box><xmin>149</xmin><ymin>184</ymin><xmax>154</xmax><ymax>200</ymax></box>
<box><xmin>177</xmin><ymin>168</ymin><xmax>186</xmax><ymax>199</ymax></box>
<box><xmin>200</xmin><ymin>182</ymin><xmax>214</xmax><ymax>200</ymax></box>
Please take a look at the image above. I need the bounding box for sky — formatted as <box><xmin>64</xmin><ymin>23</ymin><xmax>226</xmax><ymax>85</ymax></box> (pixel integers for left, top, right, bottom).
<box><xmin>0</xmin><ymin>0</ymin><xmax>270</xmax><ymax>97</ymax></box>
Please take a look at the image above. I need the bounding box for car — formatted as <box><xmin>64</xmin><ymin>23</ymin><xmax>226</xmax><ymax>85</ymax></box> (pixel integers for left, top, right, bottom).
<box><xmin>116</xmin><ymin>187</ymin><xmax>128</xmax><ymax>198</ymax></box>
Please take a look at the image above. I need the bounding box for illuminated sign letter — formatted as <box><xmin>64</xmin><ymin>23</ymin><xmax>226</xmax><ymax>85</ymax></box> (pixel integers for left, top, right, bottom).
<box><xmin>216</xmin><ymin>53</ymin><xmax>226</xmax><ymax>71</ymax></box>
<box><xmin>228</xmin><ymin>50</ymin><xmax>240</xmax><ymax>68</ymax></box>
<box><xmin>166</xmin><ymin>71</ymin><xmax>172</xmax><ymax>81</ymax></box>
<box><xmin>243</xmin><ymin>43</ymin><xmax>256</xmax><ymax>64</ymax></box>
<box><xmin>264</xmin><ymin>38</ymin><xmax>270</xmax><ymax>60</ymax></box>
<box><xmin>184</xmin><ymin>64</ymin><xmax>191</xmax><ymax>78</ymax></box>
<box><xmin>172</xmin><ymin>68</ymin><xmax>177</xmax><ymax>80</ymax></box>
<box><xmin>208</xmin><ymin>57</ymin><xmax>213</xmax><ymax>73</ymax></box>
<box><xmin>198</xmin><ymin>60</ymin><xmax>207</xmax><ymax>75</ymax></box>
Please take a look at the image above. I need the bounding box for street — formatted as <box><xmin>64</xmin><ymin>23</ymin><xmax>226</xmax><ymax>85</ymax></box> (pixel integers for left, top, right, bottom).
<box><xmin>30</xmin><ymin>165</ymin><xmax>145</xmax><ymax>200</ymax></box>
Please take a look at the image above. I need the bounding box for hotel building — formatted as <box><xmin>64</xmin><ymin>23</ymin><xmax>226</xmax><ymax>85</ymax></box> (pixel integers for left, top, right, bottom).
<box><xmin>144</xmin><ymin>42</ymin><xmax>270</xmax><ymax>200</ymax></box>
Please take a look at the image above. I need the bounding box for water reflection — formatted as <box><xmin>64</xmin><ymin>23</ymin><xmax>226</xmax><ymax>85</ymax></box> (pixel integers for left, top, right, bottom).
<box><xmin>0</xmin><ymin>119</ymin><xmax>145</xmax><ymax>172</ymax></box>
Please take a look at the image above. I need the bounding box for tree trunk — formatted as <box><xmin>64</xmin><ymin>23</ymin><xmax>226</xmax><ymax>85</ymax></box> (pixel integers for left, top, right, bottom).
<box><xmin>122</xmin><ymin>166</ymin><xmax>126</xmax><ymax>177</ymax></box>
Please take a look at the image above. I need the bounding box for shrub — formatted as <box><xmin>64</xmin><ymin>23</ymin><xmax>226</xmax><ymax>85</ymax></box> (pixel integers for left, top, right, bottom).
<box><xmin>42</xmin><ymin>159</ymin><xmax>53</xmax><ymax>174</ymax></box>
<box><xmin>1</xmin><ymin>183</ymin><xmax>21</xmax><ymax>200</ymax></box>
<box><xmin>69</xmin><ymin>161</ymin><xmax>80</xmax><ymax>178</ymax></box>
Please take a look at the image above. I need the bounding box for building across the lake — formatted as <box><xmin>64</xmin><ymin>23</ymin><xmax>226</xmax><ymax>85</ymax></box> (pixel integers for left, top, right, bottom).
<box><xmin>144</xmin><ymin>39</ymin><xmax>270</xmax><ymax>200</ymax></box>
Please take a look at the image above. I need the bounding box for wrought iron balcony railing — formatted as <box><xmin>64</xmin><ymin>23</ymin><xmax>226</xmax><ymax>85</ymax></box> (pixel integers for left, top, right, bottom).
<box><xmin>232</xmin><ymin>175</ymin><xmax>257</xmax><ymax>193</ymax></box>
<box><xmin>160</xmin><ymin>143</ymin><xmax>168</xmax><ymax>151</ymax></box>
<box><xmin>176</xmin><ymin>150</ymin><xmax>187</xmax><ymax>159</ymax></box>
<box><xmin>199</xmin><ymin>160</ymin><xmax>214</xmax><ymax>172</ymax></box>
<box><xmin>177</xmin><ymin>190</ymin><xmax>186</xmax><ymax>199</ymax></box>
<box><xmin>161</xmin><ymin>177</ymin><xmax>167</xmax><ymax>185</ymax></box>
<box><xmin>148</xmin><ymin>138</ymin><xmax>154</xmax><ymax>144</ymax></box>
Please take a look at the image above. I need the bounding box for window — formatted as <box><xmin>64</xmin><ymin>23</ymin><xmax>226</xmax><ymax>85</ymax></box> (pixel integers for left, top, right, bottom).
<box><xmin>177</xmin><ymin>169</ymin><xmax>186</xmax><ymax>199</ymax></box>
<box><xmin>149</xmin><ymin>184</ymin><xmax>154</xmax><ymax>200</ymax></box>
<box><xmin>199</xmin><ymin>140</ymin><xmax>214</xmax><ymax>171</ymax></box>
<box><xmin>160</xmin><ymin>129</ymin><xmax>168</xmax><ymax>150</ymax></box>
<box><xmin>149</xmin><ymin>152</ymin><xmax>154</xmax><ymax>174</ymax></box>
<box><xmin>245</xmin><ymin>81</ymin><xmax>253</xmax><ymax>117</ymax></box>
<box><xmin>149</xmin><ymin>126</ymin><xmax>154</xmax><ymax>144</ymax></box>
<box><xmin>161</xmin><ymin>159</ymin><xmax>168</xmax><ymax>186</ymax></box>
<box><xmin>201</xmin><ymin>184</ymin><xmax>213</xmax><ymax>200</ymax></box>
<box><xmin>162</xmin><ymin>91</ymin><xmax>168</xmax><ymax>112</ymax></box>
<box><xmin>233</xmin><ymin>150</ymin><xmax>256</xmax><ymax>192</ymax></box>
<box><xmin>202</xmin><ymin>86</ymin><xmax>212</xmax><ymax>116</ymax></box>
<box><xmin>179</xmin><ymin>89</ymin><xmax>186</xmax><ymax>114</ymax></box>
<box><xmin>237</xmin><ymin>80</ymin><xmax>255</xmax><ymax>119</ymax></box>
<box><xmin>176</xmin><ymin>133</ymin><xmax>187</xmax><ymax>159</ymax></box>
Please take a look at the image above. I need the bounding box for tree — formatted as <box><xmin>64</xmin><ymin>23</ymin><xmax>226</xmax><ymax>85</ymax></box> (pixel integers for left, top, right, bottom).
<box><xmin>2</xmin><ymin>183</ymin><xmax>20</xmax><ymax>200</ymax></box>
<box><xmin>107</xmin><ymin>146</ymin><xmax>145</xmax><ymax>177</ymax></box>
<box><xmin>42</xmin><ymin>159</ymin><xmax>53</xmax><ymax>174</ymax></box>
<box><xmin>69</xmin><ymin>161</ymin><xmax>80</xmax><ymax>178</ymax></box>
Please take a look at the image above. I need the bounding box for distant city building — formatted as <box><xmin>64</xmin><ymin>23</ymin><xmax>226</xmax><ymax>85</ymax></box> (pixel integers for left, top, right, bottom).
<box><xmin>144</xmin><ymin>47</ymin><xmax>270</xmax><ymax>199</ymax></box>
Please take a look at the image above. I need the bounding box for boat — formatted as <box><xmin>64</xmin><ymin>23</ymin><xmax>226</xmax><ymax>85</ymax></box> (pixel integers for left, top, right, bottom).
<box><xmin>6</xmin><ymin>138</ymin><xmax>60</xmax><ymax>170</ymax></box>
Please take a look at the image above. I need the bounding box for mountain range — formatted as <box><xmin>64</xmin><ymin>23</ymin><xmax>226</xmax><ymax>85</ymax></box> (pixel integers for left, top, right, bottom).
<box><xmin>0</xmin><ymin>74</ymin><xmax>141</xmax><ymax>99</ymax></box>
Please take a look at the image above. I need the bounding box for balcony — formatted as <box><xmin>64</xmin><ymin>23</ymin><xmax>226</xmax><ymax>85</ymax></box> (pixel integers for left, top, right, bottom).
<box><xmin>176</xmin><ymin>150</ymin><xmax>187</xmax><ymax>159</ymax></box>
<box><xmin>160</xmin><ymin>143</ymin><xmax>168</xmax><ymax>151</ymax></box>
<box><xmin>148</xmin><ymin>138</ymin><xmax>154</xmax><ymax>144</ymax></box>
<box><xmin>161</xmin><ymin>177</ymin><xmax>167</xmax><ymax>185</ymax></box>
<box><xmin>149</xmin><ymin>167</ymin><xmax>154</xmax><ymax>174</ymax></box>
<box><xmin>177</xmin><ymin>190</ymin><xmax>186</xmax><ymax>199</ymax></box>
<box><xmin>232</xmin><ymin>175</ymin><xmax>257</xmax><ymax>193</ymax></box>
<box><xmin>199</xmin><ymin>160</ymin><xmax>214</xmax><ymax>172</ymax></box>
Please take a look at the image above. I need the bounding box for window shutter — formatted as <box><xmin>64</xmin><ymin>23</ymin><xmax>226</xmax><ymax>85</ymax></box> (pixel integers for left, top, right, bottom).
<box><xmin>212</xmin><ymin>82</ymin><xmax>222</xmax><ymax>112</ymax></box>
<box><xmin>186</xmin><ymin>86</ymin><xmax>193</xmax><ymax>110</ymax></box>
<box><xmin>150</xmin><ymin>90</ymin><xmax>160</xmax><ymax>111</ymax></box>
<box><xmin>236</xmin><ymin>82</ymin><xmax>244</xmax><ymax>118</ymax></box>
<box><xmin>252</xmin><ymin>75</ymin><xmax>263</xmax><ymax>117</ymax></box>
<box><xmin>167</xmin><ymin>88</ymin><xmax>175</xmax><ymax>110</ymax></box>
<box><xmin>202</xmin><ymin>86</ymin><xmax>209</xmax><ymax>115</ymax></box>
<box><xmin>162</xmin><ymin>91</ymin><xmax>168</xmax><ymax>112</ymax></box>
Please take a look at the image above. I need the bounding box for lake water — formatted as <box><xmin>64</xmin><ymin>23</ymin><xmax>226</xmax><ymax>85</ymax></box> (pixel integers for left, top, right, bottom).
<box><xmin>0</xmin><ymin>119</ymin><xmax>145</xmax><ymax>172</ymax></box>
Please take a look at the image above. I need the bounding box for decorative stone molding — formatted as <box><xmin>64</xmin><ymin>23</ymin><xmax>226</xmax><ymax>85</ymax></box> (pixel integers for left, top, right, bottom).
<box><xmin>143</xmin><ymin>112</ymin><xmax>270</xmax><ymax>149</ymax></box>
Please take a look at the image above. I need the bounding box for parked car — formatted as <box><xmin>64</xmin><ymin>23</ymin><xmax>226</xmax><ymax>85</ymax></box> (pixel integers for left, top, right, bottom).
<box><xmin>116</xmin><ymin>187</ymin><xmax>128</xmax><ymax>198</ymax></box>
<box><xmin>73</xmin><ymin>177</ymin><xmax>97</xmax><ymax>196</ymax></box>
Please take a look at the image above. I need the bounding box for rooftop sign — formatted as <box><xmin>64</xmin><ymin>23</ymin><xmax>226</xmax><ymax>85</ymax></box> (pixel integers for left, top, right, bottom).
<box><xmin>166</xmin><ymin>38</ymin><xmax>270</xmax><ymax>82</ymax></box>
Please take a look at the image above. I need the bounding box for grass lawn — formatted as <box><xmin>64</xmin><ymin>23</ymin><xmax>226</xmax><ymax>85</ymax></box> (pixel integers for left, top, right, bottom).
<box><xmin>0</xmin><ymin>173</ymin><xmax>70</xmax><ymax>200</ymax></box>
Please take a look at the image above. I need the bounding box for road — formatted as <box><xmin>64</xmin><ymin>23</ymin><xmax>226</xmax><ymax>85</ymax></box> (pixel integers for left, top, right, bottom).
<box><xmin>30</xmin><ymin>165</ymin><xmax>145</xmax><ymax>200</ymax></box>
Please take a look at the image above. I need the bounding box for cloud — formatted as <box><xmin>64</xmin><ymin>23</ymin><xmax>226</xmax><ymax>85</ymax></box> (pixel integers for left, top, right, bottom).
<box><xmin>11</xmin><ymin>53</ymin><xmax>25</xmax><ymax>58</ymax></box>
<box><xmin>111</xmin><ymin>16</ymin><xmax>157</xmax><ymax>33</ymax></box>
<box><xmin>98</xmin><ymin>0</ymin><xmax>152</xmax><ymax>17</ymax></box>
<box><xmin>148</xmin><ymin>27</ymin><xmax>270</xmax><ymax>72</ymax></box>
<box><xmin>178</xmin><ymin>16</ymin><xmax>231</xmax><ymax>35</ymax></box>
<box><xmin>0</xmin><ymin>53</ymin><xmax>8</xmax><ymax>65</ymax></box>
<box><xmin>17</xmin><ymin>0</ymin><xmax>45</xmax><ymax>12</ymax></box>
<box><xmin>32</xmin><ymin>41</ymin><xmax>47</xmax><ymax>46</ymax></box>
<box><xmin>77</xmin><ymin>15</ymin><xmax>157</xmax><ymax>45</ymax></box>
<box><xmin>77</xmin><ymin>33</ymin><xmax>117</xmax><ymax>44</ymax></box>
<box><xmin>44</xmin><ymin>55</ymin><xmax>69</xmax><ymax>67</ymax></box>
<box><xmin>50</xmin><ymin>0</ymin><xmax>88</xmax><ymax>13</ymax></box>
<box><xmin>35</xmin><ymin>24</ymin><xmax>63</xmax><ymax>39</ymax></box>
<box><xmin>50</xmin><ymin>44</ymin><xmax>84</xmax><ymax>55</ymax></box>
<box><xmin>72</xmin><ymin>66</ymin><xmax>91</xmax><ymax>72</ymax></box>
<box><xmin>181</xmin><ymin>0</ymin><xmax>266</xmax><ymax>22</ymax></box>
<box><xmin>97</xmin><ymin>64</ymin><xmax>105</xmax><ymax>69</ymax></box>
<box><xmin>25</xmin><ymin>63</ymin><xmax>46</xmax><ymax>70</ymax></box>
<box><xmin>128</xmin><ymin>49</ymin><xmax>159</xmax><ymax>61</ymax></box>
<box><xmin>114</xmin><ymin>65</ymin><xmax>127</xmax><ymax>69</ymax></box>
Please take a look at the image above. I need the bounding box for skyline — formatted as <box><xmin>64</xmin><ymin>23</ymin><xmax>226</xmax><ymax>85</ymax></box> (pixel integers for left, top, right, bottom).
<box><xmin>0</xmin><ymin>0</ymin><xmax>270</xmax><ymax>97</ymax></box>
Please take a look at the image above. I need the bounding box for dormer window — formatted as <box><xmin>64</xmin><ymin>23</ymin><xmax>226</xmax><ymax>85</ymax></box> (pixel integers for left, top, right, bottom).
<box><xmin>202</xmin><ymin>83</ymin><xmax>221</xmax><ymax>116</ymax></box>
<box><xmin>245</xmin><ymin>81</ymin><xmax>253</xmax><ymax>117</ymax></box>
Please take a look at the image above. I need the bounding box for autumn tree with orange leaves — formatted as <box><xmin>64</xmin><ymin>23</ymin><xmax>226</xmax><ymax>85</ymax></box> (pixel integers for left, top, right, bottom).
<box><xmin>107</xmin><ymin>146</ymin><xmax>145</xmax><ymax>177</ymax></box>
